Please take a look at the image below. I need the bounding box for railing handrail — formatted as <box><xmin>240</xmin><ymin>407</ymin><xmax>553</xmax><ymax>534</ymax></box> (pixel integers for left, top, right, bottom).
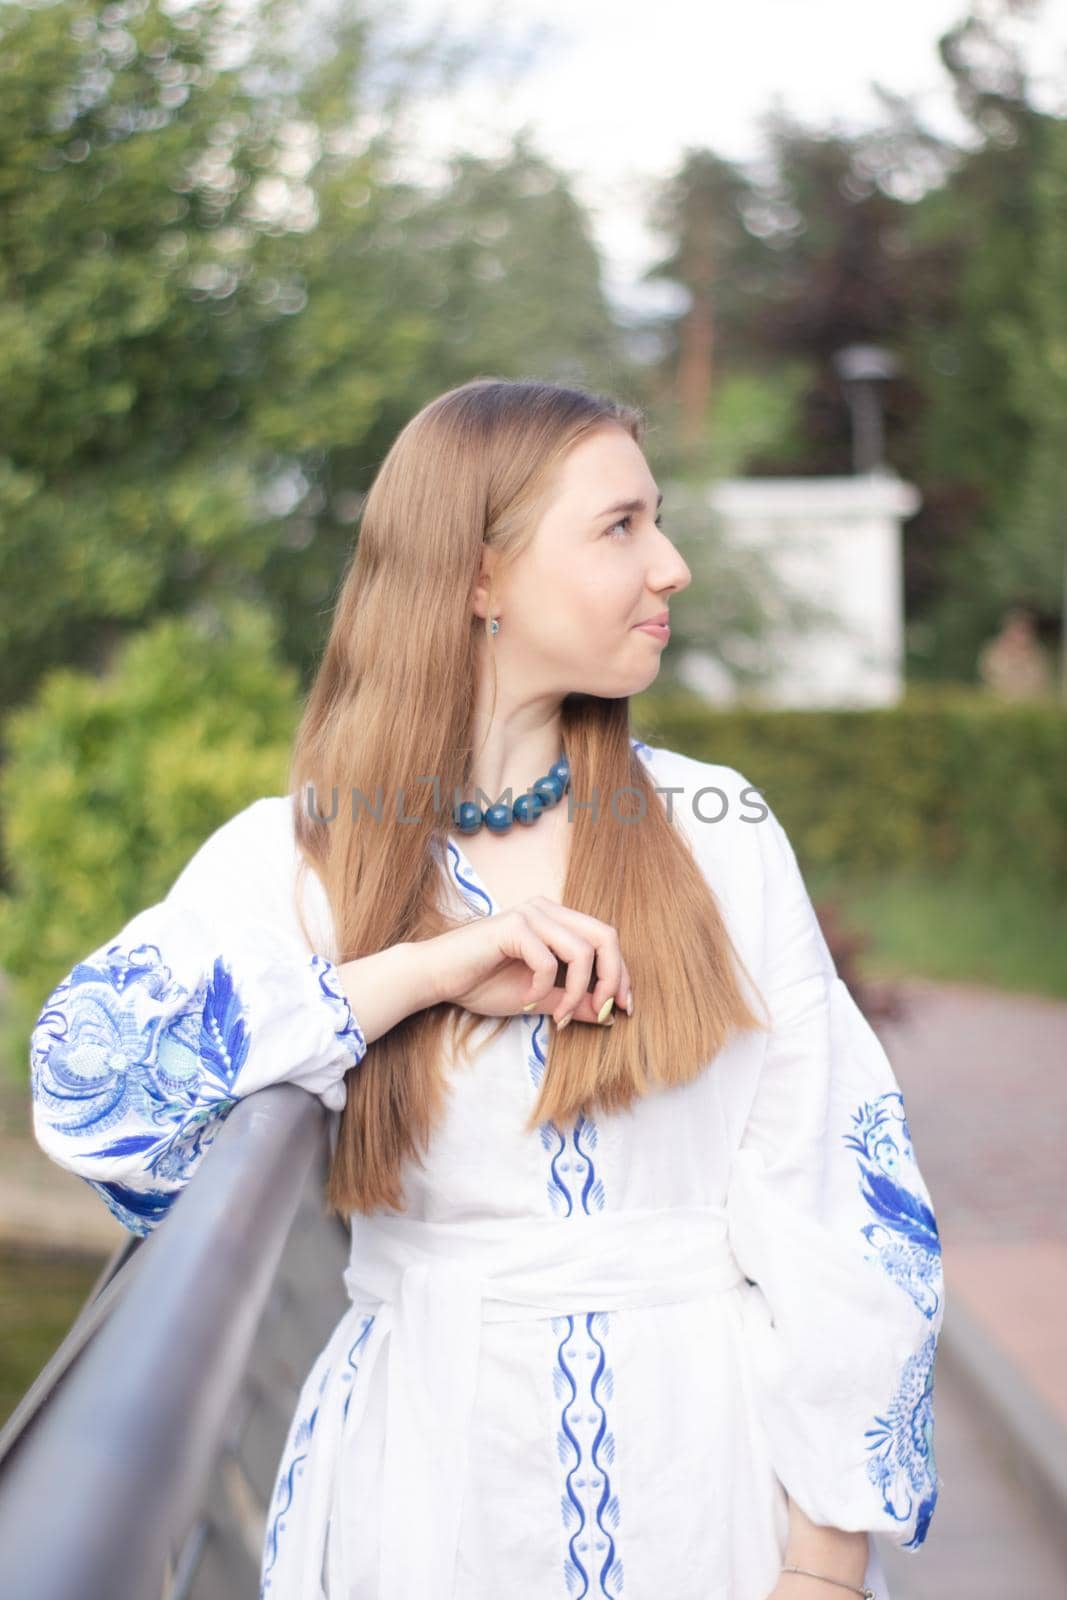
<box><xmin>0</xmin><ymin>1083</ymin><xmax>331</xmax><ymax>1600</ymax></box>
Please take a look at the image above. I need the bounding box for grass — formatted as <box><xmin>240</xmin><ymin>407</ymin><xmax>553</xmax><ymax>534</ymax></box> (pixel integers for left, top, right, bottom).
<box><xmin>806</xmin><ymin>865</ymin><xmax>1067</xmax><ymax>1000</ymax></box>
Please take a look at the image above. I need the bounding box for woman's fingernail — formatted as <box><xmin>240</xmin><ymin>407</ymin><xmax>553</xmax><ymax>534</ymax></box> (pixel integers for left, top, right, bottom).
<box><xmin>522</xmin><ymin>1001</ymin><xmax>537</xmax><ymax>1012</ymax></box>
<box><xmin>597</xmin><ymin>996</ymin><xmax>615</xmax><ymax>1024</ymax></box>
<box><xmin>625</xmin><ymin>990</ymin><xmax>633</xmax><ymax>1017</ymax></box>
<box><xmin>557</xmin><ymin>1011</ymin><xmax>573</xmax><ymax>1030</ymax></box>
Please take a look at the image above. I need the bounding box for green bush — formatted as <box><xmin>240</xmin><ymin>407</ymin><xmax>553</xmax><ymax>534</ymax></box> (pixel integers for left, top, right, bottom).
<box><xmin>633</xmin><ymin>682</ymin><xmax>1067</xmax><ymax>890</ymax></box>
<box><xmin>0</xmin><ymin>602</ymin><xmax>300</xmax><ymax>1075</ymax></box>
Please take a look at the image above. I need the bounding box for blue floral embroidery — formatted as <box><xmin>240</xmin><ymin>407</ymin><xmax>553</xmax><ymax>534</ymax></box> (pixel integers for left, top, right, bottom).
<box><xmin>30</xmin><ymin>942</ymin><xmax>253</xmax><ymax>1234</ymax></box>
<box><xmin>864</xmin><ymin>1331</ymin><xmax>940</xmax><ymax>1549</ymax></box>
<box><xmin>311</xmin><ymin>954</ymin><xmax>367</xmax><ymax>1060</ymax></box>
<box><xmin>843</xmin><ymin>1091</ymin><xmax>943</xmax><ymax>1320</ymax></box>
<box><xmin>31</xmin><ymin>940</ymin><xmax>363</xmax><ymax>1236</ymax></box>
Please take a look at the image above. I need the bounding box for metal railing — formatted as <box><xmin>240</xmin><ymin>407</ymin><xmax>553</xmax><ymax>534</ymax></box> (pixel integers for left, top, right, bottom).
<box><xmin>0</xmin><ymin>1084</ymin><xmax>351</xmax><ymax>1600</ymax></box>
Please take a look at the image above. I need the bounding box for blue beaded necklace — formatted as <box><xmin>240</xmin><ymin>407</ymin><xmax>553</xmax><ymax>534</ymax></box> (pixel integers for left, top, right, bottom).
<box><xmin>452</xmin><ymin>756</ymin><xmax>570</xmax><ymax>835</ymax></box>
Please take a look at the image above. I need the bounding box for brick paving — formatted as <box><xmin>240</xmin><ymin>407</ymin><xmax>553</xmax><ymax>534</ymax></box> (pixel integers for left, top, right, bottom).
<box><xmin>877</xmin><ymin>978</ymin><xmax>1067</xmax><ymax>1247</ymax></box>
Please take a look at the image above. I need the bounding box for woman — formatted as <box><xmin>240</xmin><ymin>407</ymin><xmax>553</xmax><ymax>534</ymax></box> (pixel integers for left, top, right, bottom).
<box><xmin>30</xmin><ymin>378</ymin><xmax>944</xmax><ymax>1600</ymax></box>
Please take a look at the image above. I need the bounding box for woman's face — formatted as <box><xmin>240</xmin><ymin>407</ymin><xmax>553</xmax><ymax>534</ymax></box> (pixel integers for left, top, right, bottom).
<box><xmin>481</xmin><ymin>424</ymin><xmax>692</xmax><ymax>699</ymax></box>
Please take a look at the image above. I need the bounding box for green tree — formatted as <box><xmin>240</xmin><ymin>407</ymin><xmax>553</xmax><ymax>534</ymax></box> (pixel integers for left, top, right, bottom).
<box><xmin>639</xmin><ymin>2</ymin><xmax>1065</xmax><ymax>682</ymax></box>
<box><xmin>403</xmin><ymin>136</ymin><xmax>630</xmax><ymax>393</ymax></box>
<box><xmin>0</xmin><ymin>0</ymin><xmax>648</xmax><ymax>713</ymax></box>
<box><xmin>257</xmin><ymin>132</ymin><xmax>642</xmax><ymax>673</ymax></box>
<box><xmin>893</xmin><ymin>2</ymin><xmax>1055</xmax><ymax>676</ymax></box>
<box><xmin>0</xmin><ymin>0</ymin><xmax>430</xmax><ymax>707</ymax></box>
<box><xmin>993</xmin><ymin>113</ymin><xmax>1067</xmax><ymax>616</ymax></box>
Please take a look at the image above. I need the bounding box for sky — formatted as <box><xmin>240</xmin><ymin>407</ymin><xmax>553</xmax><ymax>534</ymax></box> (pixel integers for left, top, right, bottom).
<box><xmin>377</xmin><ymin>0</ymin><xmax>1067</xmax><ymax>316</ymax></box>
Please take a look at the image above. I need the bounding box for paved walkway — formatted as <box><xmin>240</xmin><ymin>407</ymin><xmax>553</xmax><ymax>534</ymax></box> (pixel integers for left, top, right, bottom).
<box><xmin>871</xmin><ymin>977</ymin><xmax>1067</xmax><ymax>1598</ymax></box>
<box><xmin>874</xmin><ymin>979</ymin><xmax>1067</xmax><ymax>1393</ymax></box>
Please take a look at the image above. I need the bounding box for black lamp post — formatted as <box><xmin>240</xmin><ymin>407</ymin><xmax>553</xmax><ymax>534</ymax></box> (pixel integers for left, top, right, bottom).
<box><xmin>832</xmin><ymin>344</ymin><xmax>900</xmax><ymax>474</ymax></box>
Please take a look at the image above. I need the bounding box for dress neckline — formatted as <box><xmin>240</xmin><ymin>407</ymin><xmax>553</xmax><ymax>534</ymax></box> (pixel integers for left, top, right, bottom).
<box><xmin>444</xmin><ymin>833</ymin><xmax>500</xmax><ymax>918</ymax></box>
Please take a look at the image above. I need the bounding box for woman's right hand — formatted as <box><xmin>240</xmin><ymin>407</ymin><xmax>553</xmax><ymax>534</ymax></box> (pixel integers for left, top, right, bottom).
<box><xmin>423</xmin><ymin>897</ymin><xmax>633</xmax><ymax>1029</ymax></box>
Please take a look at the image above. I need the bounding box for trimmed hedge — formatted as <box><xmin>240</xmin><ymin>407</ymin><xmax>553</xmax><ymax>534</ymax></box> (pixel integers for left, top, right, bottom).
<box><xmin>632</xmin><ymin>684</ymin><xmax>1067</xmax><ymax>891</ymax></box>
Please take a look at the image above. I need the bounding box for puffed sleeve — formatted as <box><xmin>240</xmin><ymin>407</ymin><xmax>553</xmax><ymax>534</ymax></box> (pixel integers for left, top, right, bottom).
<box><xmin>724</xmin><ymin>785</ymin><xmax>945</xmax><ymax>1552</ymax></box>
<box><xmin>29</xmin><ymin>796</ymin><xmax>366</xmax><ymax>1237</ymax></box>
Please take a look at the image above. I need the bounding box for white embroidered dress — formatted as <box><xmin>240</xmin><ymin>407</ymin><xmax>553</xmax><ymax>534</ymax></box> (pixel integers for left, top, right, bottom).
<box><xmin>30</xmin><ymin>741</ymin><xmax>944</xmax><ymax>1600</ymax></box>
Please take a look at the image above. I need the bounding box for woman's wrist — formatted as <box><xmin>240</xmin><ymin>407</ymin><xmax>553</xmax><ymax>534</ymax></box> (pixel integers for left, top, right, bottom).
<box><xmin>778</xmin><ymin>1569</ymin><xmax>873</xmax><ymax>1598</ymax></box>
<box><xmin>336</xmin><ymin>941</ymin><xmax>436</xmax><ymax>1045</ymax></box>
<box><xmin>782</xmin><ymin>1549</ymin><xmax>867</xmax><ymax>1587</ymax></box>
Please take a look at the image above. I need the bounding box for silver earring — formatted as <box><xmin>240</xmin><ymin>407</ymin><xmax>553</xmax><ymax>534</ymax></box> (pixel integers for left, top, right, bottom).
<box><xmin>488</xmin><ymin>615</ymin><xmax>500</xmax><ymax>635</ymax></box>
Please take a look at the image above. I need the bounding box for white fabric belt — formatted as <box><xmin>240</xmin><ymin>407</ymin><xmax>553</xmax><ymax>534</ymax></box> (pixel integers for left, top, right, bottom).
<box><xmin>325</xmin><ymin>1204</ymin><xmax>748</xmax><ymax>1600</ymax></box>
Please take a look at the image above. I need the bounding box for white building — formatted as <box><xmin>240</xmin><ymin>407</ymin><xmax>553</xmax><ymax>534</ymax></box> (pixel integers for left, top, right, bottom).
<box><xmin>676</xmin><ymin>470</ymin><xmax>921</xmax><ymax>709</ymax></box>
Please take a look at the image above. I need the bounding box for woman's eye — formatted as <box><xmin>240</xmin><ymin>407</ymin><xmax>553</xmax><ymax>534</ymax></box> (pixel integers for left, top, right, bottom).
<box><xmin>606</xmin><ymin>516</ymin><xmax>664</xmax><ymax>540</ymax></box>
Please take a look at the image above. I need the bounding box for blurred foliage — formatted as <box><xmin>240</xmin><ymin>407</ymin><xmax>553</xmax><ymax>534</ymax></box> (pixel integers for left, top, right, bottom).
<box><xmin>632</xmin><ymin>682</ymin><xmax>1067</xmax><ymax>892</ymax></box>
<box><xmin>994</xmin><ymin>114</ymin><xmax>1067</xmax><ymax>609</ymax></box>
<box><xmin>892</xmin><ymin>32</ymin><xmax>1055</xmax><ymax>680</ymax></box>
<box><xmin>640</xmin><ymin>4</ymin><xmax>1067</xmax><ymax>681</ymax></box>
<box><xmin>3</xmin><ymin>0</ymin><xmax>1065</xmax><ymax>722</ymax></box>
<box><xmin>652</xmin><ymin>362</ymin><xmax>813</xmax><ymax>485</ymax></box>
<box><xmin>0</xmin><ymin>599</ymin><xmax>299</xmax><ymax>1057</ymax></box>
<box><xmin>396</xmin><ymin>138</ymin><xmax>628</xmax><ymax>397</ymax></box>
<box><xmin>701</xmin><ymin>365</ymin><xmax>812</xmax><ymax>481</ymax></box>
<box><xmin>0</xmin><ymin>0</ymin><xmax>331</xmax><ymax>706</ymax></box>
<box><xmin>0</xmin><ymin>0</ymin><xmax>633</xmax><ymax>715</ymax></box>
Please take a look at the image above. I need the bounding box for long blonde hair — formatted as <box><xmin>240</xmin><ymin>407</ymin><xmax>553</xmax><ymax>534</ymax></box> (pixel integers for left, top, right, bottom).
<box><xmin>289</xmin><ymin>377</ymin><xmax>769</xmax><ymax>1217</ymax></box>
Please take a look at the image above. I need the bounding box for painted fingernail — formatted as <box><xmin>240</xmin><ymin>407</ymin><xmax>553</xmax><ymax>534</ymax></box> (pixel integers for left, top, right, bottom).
<box><xmin>557</xmin><ymin>1011</ymin><xmax>573</xmax><ymax>1030</ymax></box>
<box><xmin>597</xmin><ymin>997</ymin><xmax>615</xmax><ymax>1024</ymax></box>
<box><xmin>522</xmin><ymin>1001</ymin><xmax>537</xmax><ymax>1012</ymax></box>
<box><xmin>625</xmin><ymin>990</ymin><xmax>633</xmax><ymax>1017</ymax></box>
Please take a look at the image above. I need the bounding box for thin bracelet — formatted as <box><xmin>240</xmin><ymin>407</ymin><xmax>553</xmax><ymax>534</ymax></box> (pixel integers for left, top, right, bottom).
<box><xmin>781</xmin><ymin>1564</ymin><xmax>876</xmax><ymax>1599</ymax></box>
